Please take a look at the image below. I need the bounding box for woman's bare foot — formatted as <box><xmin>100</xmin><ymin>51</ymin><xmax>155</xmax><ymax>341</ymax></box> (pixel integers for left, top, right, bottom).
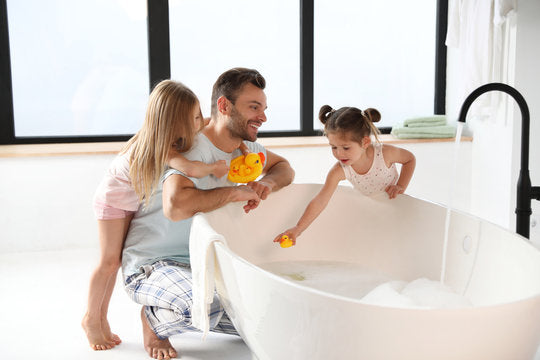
<box><xmin>82</xmin><ymin>314</ymin><xmax>116</xmax><ymax>350</ymax></box>
<box><xmin>141</xmin><ymin>307</ymin><xmax>178</xmax><ymax>359</ymax></box>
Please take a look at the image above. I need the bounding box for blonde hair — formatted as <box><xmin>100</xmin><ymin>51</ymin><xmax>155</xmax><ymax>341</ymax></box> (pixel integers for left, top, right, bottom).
<box><xmin>318</xmin><ymin>105</ymin><xmax>381</xmax><ymax>143</ymax></box>
<box><xmin>121</xmin><ymin>80</ymin><xmax>199</xmax><ymax>206</ymax></box>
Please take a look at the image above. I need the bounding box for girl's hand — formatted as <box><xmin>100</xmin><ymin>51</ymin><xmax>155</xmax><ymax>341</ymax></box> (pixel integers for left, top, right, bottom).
<box><xmin>239</xmin><ymin>142</ymin><xmax>251</xmax><ymax>157</ymax></box>
<box><xmin>385</xmin><ymin>184</ymin><xmax>404</xmax><ymax>199</ymax></box>
<box><xmin>273</xmin><ymin>228</ymin><xmax>300</xmax><ymax>247</ymax></box>
<box><xmin>212</xmin><ymin>160</ymin><xmax>229</xmax><ymax>178</ymax></box>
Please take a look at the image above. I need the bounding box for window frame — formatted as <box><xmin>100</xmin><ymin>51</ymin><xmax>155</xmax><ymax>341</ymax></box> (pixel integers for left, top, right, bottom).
<box><xmin>0</xmin><ymin>0</ymin><xmax>447</xmax><ymax>145</ymax></box>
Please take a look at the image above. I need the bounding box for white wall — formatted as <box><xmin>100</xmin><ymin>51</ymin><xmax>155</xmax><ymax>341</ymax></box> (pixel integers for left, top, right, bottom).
<box><xmin>271</xmin><ymin>141</ymin><xmax>472</xmax><ymax>211</ymax></box>
<box><xmin>0</xmin><ymin>155</ymin><xmax>113</xmax><ymax>252</ymax></box>
<box><xmin>0</xmin><ymin>141</ymin><xmax>471</xmax><ymax>253</ymax></box>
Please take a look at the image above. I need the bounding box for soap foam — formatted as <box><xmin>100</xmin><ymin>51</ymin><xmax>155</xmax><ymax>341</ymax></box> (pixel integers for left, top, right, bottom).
<box><xmin>361</xmin><ymin>278</ymin><xmax>473</xmax><ymax>309</ymax></box>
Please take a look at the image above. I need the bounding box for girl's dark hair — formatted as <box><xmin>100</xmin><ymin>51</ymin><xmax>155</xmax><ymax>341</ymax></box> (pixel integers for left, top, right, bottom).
<box><xmin>211</xmin><ymin>67</ymin><xmax>266</xmax><ymax>117</ymax></box>
<box><xmin>318</xmin><ymin>105</ymin><xmax>381</xmax><ymax>143</ymax></box>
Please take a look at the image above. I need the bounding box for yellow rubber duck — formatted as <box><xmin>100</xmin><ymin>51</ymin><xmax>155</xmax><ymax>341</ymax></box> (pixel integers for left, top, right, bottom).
<box><xmin>279</xmin><ymin>235</ymin><xmax>293</xmax><ymax>248</ymax></box>
<box><xmin>228</xmin><ymin>152</ymin><xmax>265</xmax><ymax>183</ymax></box>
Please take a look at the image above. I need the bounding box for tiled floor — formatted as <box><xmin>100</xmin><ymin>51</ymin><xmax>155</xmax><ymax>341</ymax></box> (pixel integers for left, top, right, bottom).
<box><xmin>0</xmin><ymin>248</ymin><xmax>252</xmax><ymax>360</ymax></box>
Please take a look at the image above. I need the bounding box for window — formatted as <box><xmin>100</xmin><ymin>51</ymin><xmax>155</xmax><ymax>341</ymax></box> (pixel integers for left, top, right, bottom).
<box><xmin>0</xmin><ymin>0</ymin><xmax>148</xmax><ymax>143</ymax></box>
<box><xmin>0</xmin><ymin>0</ymin><xmax>447</xmax><ymax>144</ymax></box>
<box><xmin>169</xmin><ymin>0</ymin><xmax>300</xmax><ymax>132</ymax></box>
<box><xmin>314</xmin><ymin>0</ymin><xmax>437</xmax><ymax>130</ymax></box>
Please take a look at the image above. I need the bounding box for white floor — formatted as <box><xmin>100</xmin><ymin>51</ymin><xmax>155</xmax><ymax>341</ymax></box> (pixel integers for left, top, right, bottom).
<box><xmin>0</xmin><ymin>248</ymin><xmax>252</xmax><ymax>360</ymax></box>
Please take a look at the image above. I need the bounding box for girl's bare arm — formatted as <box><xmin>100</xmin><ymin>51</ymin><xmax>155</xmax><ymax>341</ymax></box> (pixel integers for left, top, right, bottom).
<box><xmin>168</xmin><ymin>151</ymin><xmax>228</xmax><ymax>178</ymax></box>
<box><xmin>383</xmin><ymin>144</ymin><xmax>416</xmax><ymax>198</ymax></box>
<box><xmin>274</xmin><ymin>163</ymin><xmax>344</xmax><ymax>244</ymax></box>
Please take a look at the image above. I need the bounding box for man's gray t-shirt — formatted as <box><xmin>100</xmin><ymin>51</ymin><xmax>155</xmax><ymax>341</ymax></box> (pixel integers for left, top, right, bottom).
<box><xmin>122</xmin><ymin>133</ymin><xmax>266</xmax><ymax>278</ymax></box>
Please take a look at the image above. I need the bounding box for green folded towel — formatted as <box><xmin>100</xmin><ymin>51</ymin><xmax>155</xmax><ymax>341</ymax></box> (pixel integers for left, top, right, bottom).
<box><xmin>403</xmin><ymin>115</ymin><xmax>447</xmax><ymax>128</ymax></box>
<box><xmin>391</xmin><ymin>124</ymin><xmax>456</xmax><ymax>139</ymax></box>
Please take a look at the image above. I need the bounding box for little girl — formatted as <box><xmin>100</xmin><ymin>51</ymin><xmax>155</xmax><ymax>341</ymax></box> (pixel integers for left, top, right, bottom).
<box><xmin>274</xmin><ymin>105</ymin><xmax>416</xmax><ymax>246</ymax></box>
<box><xmin>82</xmin><ymin>80</ymin><xmax>239</xmax><ymax>350</ymax></box>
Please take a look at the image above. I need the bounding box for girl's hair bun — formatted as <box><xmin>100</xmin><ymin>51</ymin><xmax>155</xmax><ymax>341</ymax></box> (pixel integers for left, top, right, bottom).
<box><xmin>364</xmin><ymin>108</ymin><xmax>381</xmax><ymax>123</ymax></box>
<box><xmin>318</xmin><ymin>105</ymin><xmax>334</xmax><ymax>124</ymax></box>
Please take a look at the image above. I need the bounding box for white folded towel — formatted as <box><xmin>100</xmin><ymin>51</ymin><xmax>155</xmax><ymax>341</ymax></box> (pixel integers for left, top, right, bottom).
<box><xmin>189</xmin><ymin>213</ymin><xmax>227</xmax><ymax>339</ymax></box>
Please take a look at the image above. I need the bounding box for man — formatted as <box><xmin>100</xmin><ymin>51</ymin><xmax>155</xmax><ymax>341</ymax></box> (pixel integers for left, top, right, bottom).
<box><xmin>122</xmin><ymin>68</ymin><xmax>295</xmax><ymax>359</ymax></box>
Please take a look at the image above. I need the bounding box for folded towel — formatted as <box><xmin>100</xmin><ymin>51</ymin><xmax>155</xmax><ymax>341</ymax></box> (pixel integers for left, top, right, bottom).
<box><xmin>391</xmin><ymin>124</ymin><xmax>456</xmax><ymax>139</ymax></box>
<box><xmin>403</xmin><ymin>115</ymin><xmax>447</xmax><ymax>128</ymax></box>
<box><xmin>189</xmin><ymin>213</ymin><xmax>227</xmax><ymax>339</ymax></box>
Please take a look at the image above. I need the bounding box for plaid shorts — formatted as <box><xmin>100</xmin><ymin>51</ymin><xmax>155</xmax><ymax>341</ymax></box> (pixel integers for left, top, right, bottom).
<box><xmin>124</xmin><ymin>259</ymin><xmax>238</xmax><ymax>339</ymax></box>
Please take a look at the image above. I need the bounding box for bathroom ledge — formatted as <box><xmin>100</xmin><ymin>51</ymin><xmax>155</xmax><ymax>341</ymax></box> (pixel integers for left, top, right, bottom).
<box><xmin>0</xmin><ymin>135</ymin><xmax>472</xmax><ymax>158</ymax></box>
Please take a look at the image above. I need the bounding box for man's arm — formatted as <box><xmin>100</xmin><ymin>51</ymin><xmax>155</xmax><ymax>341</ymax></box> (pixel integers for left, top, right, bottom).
<box><xmin>244</xmin><ymin>150</ymin><xmax>295</xmax><ymax>212</ymax></box>
<box><xmin>258</xmin><ymin>149</ymin><xmax>295</xmax><ymax>194</ymax></box>
<box><xmin>162</xmin><ymin>174</ymin><xmax>259</xmax><ymax>222</ymax></box>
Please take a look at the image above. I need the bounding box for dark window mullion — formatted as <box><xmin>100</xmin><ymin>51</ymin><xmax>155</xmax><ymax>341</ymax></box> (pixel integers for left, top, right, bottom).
<box><xmin>434</xmin><ymin>0</ymin><xmax>448</xmax><ymax>115</ymax></box>
<box><xmin>147</xmin><ymin>0</ymin><xmax>170</xmax><ymax>92</ymax></box>
<box><xmin>0</xmin><ymin>0</ymin><xmax>15</xmax><ymax>145</ymax></box>
<box><xmin>300</xmin><ymin>0</ymin><xmax>317</xmax><ymax>136</ymax></box>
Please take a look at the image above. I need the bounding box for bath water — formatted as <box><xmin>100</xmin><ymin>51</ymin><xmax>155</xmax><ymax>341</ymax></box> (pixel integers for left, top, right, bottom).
<box><xmin>259</xmin><ymin>260</ymin><xmax>393</xmax><ymax>299</ymax></box>
<box><xmin>440</xmin><ymin>122</ymin><xmax>465</xmax><ymax>284</ymax></box>
<box><xmin>259</xmin><ymin>260</ymin><xmax>473</xmax><ymax>308</ymax></box>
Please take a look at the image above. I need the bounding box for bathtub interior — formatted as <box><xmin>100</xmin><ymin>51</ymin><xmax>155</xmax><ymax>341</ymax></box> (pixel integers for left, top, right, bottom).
<box><xmin>203</xmin><ymin>183</ymin><xmax>540</xmax><ymax>306</ymax></box>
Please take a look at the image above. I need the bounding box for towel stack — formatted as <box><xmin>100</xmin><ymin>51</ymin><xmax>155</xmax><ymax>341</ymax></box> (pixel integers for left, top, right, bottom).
<box><xmin>391</xmin><ymin>115</ymin><xmax>456</xmax><ymax>139</ymax></box>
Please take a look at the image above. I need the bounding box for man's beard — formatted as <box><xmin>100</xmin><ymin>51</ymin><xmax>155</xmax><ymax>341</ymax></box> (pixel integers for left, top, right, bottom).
<box><xmin>227</xmin><ymin>106</ymin><xmax>257</xmax><ymax>142</ymax></box>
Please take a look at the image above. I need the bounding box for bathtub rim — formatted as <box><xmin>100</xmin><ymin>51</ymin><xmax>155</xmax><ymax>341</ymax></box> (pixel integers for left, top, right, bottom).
<box><xmin>272</xmin><ymin>183</ymin><xmax>538</xmax><ymax>246</ymax></box>
<box><xmin>399</xmin><ymin>191</ymin><xmax>537</xmax><ymax>244</ymax></box>
<box><xmin>206</xmin><ymin>186</ymin><xmax>540</xmax><ymax>311</ymax></box>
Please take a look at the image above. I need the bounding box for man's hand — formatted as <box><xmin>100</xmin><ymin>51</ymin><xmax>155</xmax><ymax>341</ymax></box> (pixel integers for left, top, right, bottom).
<box><xmin>247</xmin><ymin>180</ymin><xmax>272</xmax><ymax>200</ymax></box>
<box><xmin>230</xmin><ymin>185</ymin><xmax>260</xmax><ymax>203</ymax></box>
<box><xmin>243</xmin><ymin>180</ymin><xmax>273</xmax><ymax>213</ymax></box>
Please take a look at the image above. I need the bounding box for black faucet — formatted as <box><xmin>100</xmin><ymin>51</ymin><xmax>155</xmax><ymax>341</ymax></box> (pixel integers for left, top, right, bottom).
<box><xmin>457</xmin><ymin>82</ymin><xmax>540</xmax><ymax>239</ymax></box>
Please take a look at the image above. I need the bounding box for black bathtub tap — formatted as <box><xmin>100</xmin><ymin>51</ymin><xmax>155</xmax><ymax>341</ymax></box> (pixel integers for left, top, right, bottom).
<box><xmin>457</xmin><ymin>82</ymin><xmax>540</xmax><ymax>239</ymax></box>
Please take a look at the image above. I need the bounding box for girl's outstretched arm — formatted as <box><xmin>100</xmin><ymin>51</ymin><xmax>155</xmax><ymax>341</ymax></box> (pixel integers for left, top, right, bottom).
<box><xmin>273</xmin><ymin>163</ymin><xmax>344</xmax><ymax>245</ymax></box>
<box><xmin>168</xmin><ymin>151</ymin><xmax>229</xmax><ymax>178</ymax></box>
<box><xmin>168</xmin><ymin>143</ymin><xmax>250</xmax><ymax>179</ymax></box>
<box><xmin>383</xmin><ymin>144</ymin><xmax>416</xmax><ymax>199</ymax></box>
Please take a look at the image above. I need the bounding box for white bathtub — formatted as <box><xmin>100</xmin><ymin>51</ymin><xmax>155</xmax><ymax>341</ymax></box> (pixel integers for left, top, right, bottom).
<box><xmin>195</xmin><ymin>184</ymin><xmax>540</xmax><ymax>360</ymax></box>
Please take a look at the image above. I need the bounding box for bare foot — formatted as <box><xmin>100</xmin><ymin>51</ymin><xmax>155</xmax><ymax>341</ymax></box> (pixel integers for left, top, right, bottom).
<box><xmin>110</xmin><ymin>333</ymin><xmax>122</xmax><ymax>345</ymax></box>
<box><xmin>101</xmin><ymin>318</ymin><xmax>122</xmax><ymax>345</ymax></box>
<box><xmin>141</xmin><ymin>307</ymin><xmax>178</xmax><ymax>359</ymax></box>
<box><xmin>82</xmin><ymin>314</ymin><xmax>116</xmax><ymax>351</ymax></box>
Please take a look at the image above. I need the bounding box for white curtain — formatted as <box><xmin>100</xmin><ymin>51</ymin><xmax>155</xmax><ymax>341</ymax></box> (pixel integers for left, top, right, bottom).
<box><xmin>446</xmin><ymin>0</ymin><xmax>517</xmax><ymax>124</ymax></box>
